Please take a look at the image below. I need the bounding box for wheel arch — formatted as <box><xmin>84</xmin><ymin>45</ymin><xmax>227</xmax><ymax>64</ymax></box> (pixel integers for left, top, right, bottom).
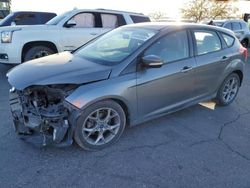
<box><xmin>21</xmin><ymin>41</ymin><xmax>58</xmax><ymax>62</ymax></box>
<box><xmin>232</xmin><ymin>70</ymin><xmax>243</xmax><ymax>86</ymax></box>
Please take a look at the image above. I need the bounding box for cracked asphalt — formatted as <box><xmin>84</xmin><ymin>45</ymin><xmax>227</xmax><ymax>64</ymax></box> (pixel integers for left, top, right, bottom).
<box><xmin>0</xmin><ymin>61</ymin><xmax>250</xmax><ymax>188</ymax></box>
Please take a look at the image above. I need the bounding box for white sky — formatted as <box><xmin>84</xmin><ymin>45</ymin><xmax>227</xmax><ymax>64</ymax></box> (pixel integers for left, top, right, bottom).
<box><xmin>11</xmin><ymin>0</ymin><xmax>250</xmax><ymax>18</ymax></box>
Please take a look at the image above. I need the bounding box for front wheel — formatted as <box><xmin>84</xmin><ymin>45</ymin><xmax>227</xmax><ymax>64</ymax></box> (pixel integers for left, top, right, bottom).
<box><xmin>74</xmin><ymin>100</ymin><xmax>126</xmax><ymax>151</ymax></box>
<box><xmin>216</xmin><ymin>73</ymin><xmax>240</xmax><ymax>106</ymax></box>
<box><xmin>24</xmin><ymin>46</ymin><xmax>55</xmax><ymax>62</ymax></box>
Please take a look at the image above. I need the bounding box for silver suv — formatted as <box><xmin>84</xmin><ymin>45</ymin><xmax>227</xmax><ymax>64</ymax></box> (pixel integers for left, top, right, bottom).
<box><xmin>211</xmin><ymin>20</ymin><xmax>250</xmax><ymax>48</ymax></box>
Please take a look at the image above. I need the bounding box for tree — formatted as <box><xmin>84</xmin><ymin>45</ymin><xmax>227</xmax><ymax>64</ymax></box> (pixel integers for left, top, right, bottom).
<box><xmin>0</xmin><ymin>0</ymin><xmax>11</xmax><ymax>11</ymax></box>
<box><xmin>181</xmin><ymin>0</ymin><xmax>238</xmax><ymax>22</ymax></box>
<box><xmin>148</xmin><ymin>11</ymin><xmax>166</xmax><ymax>21</ymax></box>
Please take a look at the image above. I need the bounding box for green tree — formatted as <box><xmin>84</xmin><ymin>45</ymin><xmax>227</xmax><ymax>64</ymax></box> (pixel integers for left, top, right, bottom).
<box><xmin>181</xmin><ymin>0</ymin><xmax>238</xmax><ymax>22</ymax></box>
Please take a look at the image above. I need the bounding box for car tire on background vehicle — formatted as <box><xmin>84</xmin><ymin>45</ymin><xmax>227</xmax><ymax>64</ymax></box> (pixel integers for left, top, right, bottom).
<box><xmin>74</xmin><ymin>100</ymin><xmax>126</xmax><ymax>151</ymax></box>
<box><xmin>24</xmin><ymin>46</ymin><xmax>55</xmax><ymax>62</ymax></box>
<box><xmin>241</xmin><ymin>39</ymin><xmax>248</xmax><ymax>48</ymax></box>
<box><xmin>216</xmin><ymin>73</ymin><xmax>240</xmax><ymax>106</ymax></box>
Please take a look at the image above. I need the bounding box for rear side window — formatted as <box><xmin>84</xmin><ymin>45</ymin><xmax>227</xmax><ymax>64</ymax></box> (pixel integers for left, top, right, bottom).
<box><xmin>194</xmin><ymin>30</ymin><xmax>222</xmax><ymax>55</ymax></box>
<box><xmin>232</xmin><ymin>22</ymin><xmax>241</xmax><ymax>31</ymax></box>
<box><xmin>130</xmin><ymin>15</ymin><xmax>150</xmax><ymax>23</ymax></box>
<box><xmin>101</xmin><ymin>14</ymin><xmax>118</xmax><ymax>28</ymax></box>
<box><xmin>222</xmin><ymin>34</ymin><xmax>235</xmax><ymax>47</ymax></box>
<box><xmin>14</xmin><ymin>13</ymin><xmax>37</xmax><ymax>25</ymax></box>
<box><xmin>144</xmin><ymin>30</ymin><xmax>189</xmax><ymax>63</ymax></box>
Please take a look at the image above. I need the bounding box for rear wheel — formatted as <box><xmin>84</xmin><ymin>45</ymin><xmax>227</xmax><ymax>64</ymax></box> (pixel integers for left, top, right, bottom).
<box><xmin>241</xmin><ymin>39</ymin><xmax>248</xmax><ymax>48</ymax></box>
<box><xmin>24</xmin><ymin>46</ymin><xmax>55</xmax><ymax>62</ymax></box>
<box><xmin>74</xmin><ymin>100</ymin><xmax>126</xmax><ymax>151</ymax></box>
<box><xmin>216</xmin><ymin>73</ymin><xmax>240</xmax><ymax>106</ymax></box>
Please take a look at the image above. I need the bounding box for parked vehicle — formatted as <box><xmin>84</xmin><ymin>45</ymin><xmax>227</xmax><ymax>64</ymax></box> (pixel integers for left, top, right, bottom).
<box><xmin>0</xmin><ymin>11</ymin><xmax>56</xmax><ymax>27</ymax></box>
<box><xmin>204</xmin><ymin>19</ymin><xmax>250</xmax><ymax>48</ymax></box>
<box><xmin>0</xmin><ymin>9</ymin><xmax>150</xmax><ymax>65</ymax></box>
<box><xmin>7</xmin><ymin>23</ymin><xmax>247</xmax><ymax>150</ymax></box>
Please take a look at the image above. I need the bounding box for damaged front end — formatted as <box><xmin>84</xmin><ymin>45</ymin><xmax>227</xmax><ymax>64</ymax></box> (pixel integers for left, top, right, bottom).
<box><xmin>9</xmin><ymin>85</ymin><xmax>80</xmax><ymax>147</ymax></box>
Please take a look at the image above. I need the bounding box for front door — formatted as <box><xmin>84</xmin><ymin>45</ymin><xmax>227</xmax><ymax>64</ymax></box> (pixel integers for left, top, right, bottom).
<box><xmin>60</xmin><ymin>12</ymin><xmax>105</xmax><ymax>51</ymax></box>
<box><xmin>137</xmin><ymin>30</ymin><xmax>197</xmax><ymax>120</ymax></box>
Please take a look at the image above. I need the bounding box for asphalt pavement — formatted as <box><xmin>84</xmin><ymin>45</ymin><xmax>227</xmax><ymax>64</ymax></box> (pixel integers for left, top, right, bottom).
<box><xmin>0</xmin><ymin>61</ymin><xmax>250</xmax><ymax>188</ymax></box>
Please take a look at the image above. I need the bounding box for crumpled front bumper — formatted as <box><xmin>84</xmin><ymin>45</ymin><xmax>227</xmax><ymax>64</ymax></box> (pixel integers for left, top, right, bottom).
<box><xmin>9</xmin><ymin>90</ymin><xmax>79</xmax><ymax>147</ymax></box>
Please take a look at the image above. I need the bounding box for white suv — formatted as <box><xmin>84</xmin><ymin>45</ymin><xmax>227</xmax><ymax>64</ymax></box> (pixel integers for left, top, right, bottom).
<box><xmin>0</xmin><ymin>9</ymin><xmax>150</xmax><ymax>64</ymax></box>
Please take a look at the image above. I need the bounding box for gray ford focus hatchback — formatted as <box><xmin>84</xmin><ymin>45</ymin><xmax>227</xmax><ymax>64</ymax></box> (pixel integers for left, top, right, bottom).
<box><xmin>7</xmin><ymin>23</ymin><xmax>247</xmax><ymax>150</ymax></box>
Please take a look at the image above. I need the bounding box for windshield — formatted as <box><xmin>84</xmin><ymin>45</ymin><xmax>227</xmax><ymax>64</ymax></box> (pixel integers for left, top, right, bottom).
<box><xmin>46</xmin><ymin>11</ymin><xmax>70</xmax><ymax>25</ymax></box>
<box><xmin>74</xmin><ymin>27</ymin><xmax>158</xmax><ymax>65</ymax></box>
<box><xmin>0</xmin><ymin>13</ymin><xmax>14</xmax><ymax>26</ymax></box>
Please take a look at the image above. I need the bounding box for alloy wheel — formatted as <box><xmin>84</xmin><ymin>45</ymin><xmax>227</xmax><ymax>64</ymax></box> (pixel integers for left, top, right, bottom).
<box><xmin>222</xmin><ymin>77</ymin><xmax>239</xmax><ymax>103</ymax></box>
<box><xmin>82</xmin><ymin>108</ymin><xmax>121</xmax><ymax>146</ymax></box>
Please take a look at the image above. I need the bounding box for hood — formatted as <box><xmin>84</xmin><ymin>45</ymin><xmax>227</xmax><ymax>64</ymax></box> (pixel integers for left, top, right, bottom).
<box><xmin>7</xmin><ymin>52</ymin><xmax>112</xmax><ymax>90</ymax></box>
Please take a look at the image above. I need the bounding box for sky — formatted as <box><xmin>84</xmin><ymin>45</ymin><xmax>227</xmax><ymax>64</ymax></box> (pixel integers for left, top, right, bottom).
<box><xmin>11</xmin><ymin>0</ymin><xmax>250</xmax><ymax>18</ymax></box>
<box><xmin>11</xmin><ymin>0</ymin><xmax>187</xmax><ymax>18</ymax></box>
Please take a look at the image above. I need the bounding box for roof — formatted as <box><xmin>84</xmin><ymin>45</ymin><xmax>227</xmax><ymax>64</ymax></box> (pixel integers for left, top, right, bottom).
<box><xmin>12</xmin><ymin>11</ymin><xmax>56</xmax><ymax>15</ymax></box>
<box><xmin>212</xmin><ymin>19</ymin><xmax>246</xmax><ymax>23</ymax></box>
<box><xmin>122</xmin><ymin>22</ymin><xmax>235</xmax><ymax>35</ymax></box>
<box><xmin>69</xmin><ymin>8</ymin><xmax>145</xmax><ymax>16</ymax></box>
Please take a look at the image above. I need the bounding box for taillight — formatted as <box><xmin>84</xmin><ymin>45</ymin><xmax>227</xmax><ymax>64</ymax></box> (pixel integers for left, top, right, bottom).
<box><xmin>239</xmin><ymin>44</ymin><xmax>248</xmax><ymax>62</ymax></box>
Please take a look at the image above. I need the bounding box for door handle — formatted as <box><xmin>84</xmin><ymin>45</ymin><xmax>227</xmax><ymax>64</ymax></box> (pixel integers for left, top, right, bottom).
<box><xmin>90</xmin><ymin>33</ymin><xmax>98</xmax><ymax>36</ymax></box>
<box><xmin>221</xmin><ymin>56</ymin><xmax>229</xmax><ymax>61</ymax></box>
<box><xmin>180</xmin><ymin>66</ymin><xmax>193</xmax><ymax>73</ymax></box>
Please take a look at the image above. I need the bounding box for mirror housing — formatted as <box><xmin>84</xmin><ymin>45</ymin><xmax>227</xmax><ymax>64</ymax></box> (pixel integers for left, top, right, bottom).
<box><xmin>142</xmin><ymin>55</ymin><xmax>163</xmax><ymax>68</ymax></box>
<box><xmin>65</xmin><ymin>19</ymin><xmax>77</xmax><ymax>28</ymax></box>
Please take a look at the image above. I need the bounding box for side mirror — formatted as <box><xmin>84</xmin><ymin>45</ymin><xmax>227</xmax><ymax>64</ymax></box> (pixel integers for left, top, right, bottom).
<box><xmin>11</xmin><ymin>21</ymin><xmax>16</xmax><ymax>26</ymax></box>
<box><xmin>65</xmin><ymin>19</ymin><xmax>77</xmax><ymax>28</ymax></box>
<box><xmin>142</xmin><ymin>55</ymin><xmax>163</xmax><ymax>68</ymax></box>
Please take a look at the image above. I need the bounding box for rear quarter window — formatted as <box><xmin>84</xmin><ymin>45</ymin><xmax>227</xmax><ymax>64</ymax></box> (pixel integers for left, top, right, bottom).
<box><xmin>222</xmin><ymin>33</ymin><xmax>235</xmax><ymax>47</ymax></box>
<box><xmin>130</xmin><ymin>15</ymin><xmax>150</xmax><ymax>23</ymax></box>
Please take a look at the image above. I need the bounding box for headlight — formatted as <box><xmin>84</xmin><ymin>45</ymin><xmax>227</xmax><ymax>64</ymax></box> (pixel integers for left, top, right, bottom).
<box><xmin>1</xmin><ymin>31</ymin><xmax>13</xmax><ymax>43</ymax></box>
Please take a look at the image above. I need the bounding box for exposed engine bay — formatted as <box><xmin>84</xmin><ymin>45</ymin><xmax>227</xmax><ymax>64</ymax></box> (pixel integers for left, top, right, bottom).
<box><xmin>9</xmin><ymin>85</ymin><xmax>79</xmax><ymax>147</ymax></box>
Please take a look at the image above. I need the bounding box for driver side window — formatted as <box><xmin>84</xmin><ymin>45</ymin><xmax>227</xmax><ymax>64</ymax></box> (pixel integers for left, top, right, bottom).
<box><xmin>71</xmin><ymin>13</ymin><xmax>95</xmax><ymax>28</ymax></box>
<box><xmin>144</xmin><ymin>30</ymin><xmax>189</xmax><ymax>63</ymax></box>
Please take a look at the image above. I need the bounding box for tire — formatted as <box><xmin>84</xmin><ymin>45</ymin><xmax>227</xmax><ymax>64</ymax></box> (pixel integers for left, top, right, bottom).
<box><xmin>216</xmin><ymin>73</ymin><xmax>240</xmax><ymax>106</ymax></box>
<box><xmin>74</xmin><ymin>100</ymin><xmax>126</xmax><ymax>151</ymax></box>
<box><xmin>24</xmin><ymin>46</ymin><xmax>55</xmax><ymax>62</ymax></box>
<box><xmin>241</xmin><ymin>39</ymin><xmax>248</xmax><ymax>48</ymax></box>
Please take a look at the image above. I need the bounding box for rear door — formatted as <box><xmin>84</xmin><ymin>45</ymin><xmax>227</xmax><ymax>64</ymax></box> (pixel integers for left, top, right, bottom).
<box><xmin>191</xmin><ymin>29</ymin><xmax>230</xmax><ymax>97</ymax></box>
<box><xmin>137</xmin><ymin>30</ymin><xmax>197</xmax><ymax>119</ymax></box>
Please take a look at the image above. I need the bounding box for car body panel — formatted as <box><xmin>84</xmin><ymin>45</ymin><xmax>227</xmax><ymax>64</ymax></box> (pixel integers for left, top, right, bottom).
<box><xmin>136</xmin><ymin>57</ymin><xmax>197</xmax><ymax>120</ymax></box>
